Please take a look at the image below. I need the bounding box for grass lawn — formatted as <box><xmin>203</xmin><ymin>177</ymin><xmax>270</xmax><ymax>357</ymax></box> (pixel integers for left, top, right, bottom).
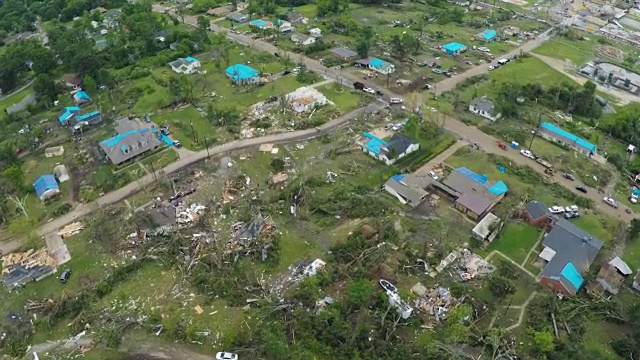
<box><xmin>623</xmin><ymin>238</ymin><xmax>640</xmax><ymax>269</ymax></box>
<box><xmin>572</xmin><ymin>213</ymin><xmax>617</xmax><ymax>244</ymax></box>
<box><xmin>533</xmin><ymin>37</ymin><xmax>598</xmax><ymax>65</ymax></box>
<box><xmin>140</xmin><ymin>148</ymin><xmax>180</xmax><ymax>169</ymax></box>
<box><xmin>154</xmin><ymin>106</ymin><xmax>221</xmax><ymax>150</ymax></box>
<box><xmin>582</xmin><ymin>321</ymin><xmax>625</xmax><ymax>359</ymax></box>
<box><xmin>0</xmin><ymin>86</ymin><xmax>33</xmax><ymax>114</ymax></box>
<box><xmin>317</xmin><ymin>84</ymin><xmax>365</xmax><ymax>112</ymax></box>
<box><xmin>490</xmin><ymin>221</ymin><xmax>541</xmax><ymax>265</ymax></box>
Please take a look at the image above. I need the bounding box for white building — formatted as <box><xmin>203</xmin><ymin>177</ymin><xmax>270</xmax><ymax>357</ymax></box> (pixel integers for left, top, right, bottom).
<box><xmin>53</xmin><ymin>164</ymin><xmax>70</xmax><ymax>183</ymax></box>
<box><xmin>291</xmin><ymin>33</ymin><xmax>316</xmax><ymax>46</ymax></box>
<box><xmin>469</xmin><ymin>97</ymin><xmax>501</xmax><ymax>122</ymax></box>
<box><xmin>471</xmin><ymin>213</ymin><xmax>502</xmax><ymax>242</ymax></box>
<box><xmin>168</xmin><ymin>57</ymin><xmax>201</xmax><ymax>74</ymax></box>
<box><xmin>309</xmin><ymin>28</ymin><xmax>322</xmax><ymax>37</ymax></box>
<box><xmin>359</xmin><ymin>132</ymin><xmax>420</xmax><ymax>166</ymax></box>
<box><xmin>285</xmin><ymin>87</ymin><xmax>329</xmax><ymax>113</ymax></box>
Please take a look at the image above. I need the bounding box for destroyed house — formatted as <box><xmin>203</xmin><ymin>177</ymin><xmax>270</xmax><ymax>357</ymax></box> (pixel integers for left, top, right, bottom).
<box><xmin>384</xmin><ymin>174</ymin><xmax>428</xmax><ymax>207</ymax></box>
<box><xmin>234</xmin><ymin>216</ymin><xmax>270</xmax><ymax>246</ymax></box>
<box><xmin>2</xmin><ymin>249</ymin><xmax>57</xmax><ymax>287</ymax></box>
<box><xmin>588</xmin><ymin>257</ymin><xmax>632</xmax><ymax>295</ymax></box>
<box><xmin>539</xmin><ymin>219</ymin><xmax>603</xmax><ymax>295</ymax></box>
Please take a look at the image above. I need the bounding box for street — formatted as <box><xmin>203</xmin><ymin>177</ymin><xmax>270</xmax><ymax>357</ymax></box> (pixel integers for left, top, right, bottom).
<box><xmin>33</xmin><ymin>6</ymin><xmax>634</xmax><ymax>236</ymax></box>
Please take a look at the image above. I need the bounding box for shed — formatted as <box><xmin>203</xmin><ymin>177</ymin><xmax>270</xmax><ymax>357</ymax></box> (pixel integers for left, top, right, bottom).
<box><xmin>442</xmin><ymin>42</ymin><xmax>467</xmax><ymax>55</ymax></box>
<box><xmin>479</xmin><ymin>29</ymin><xmax>497</xmax><ymax>41</ymax></box>
<box><xmin>53</xmin><ymin>164</ymin><xmax>70</xmax><ymax>183</ymax></box>
<box><xmin>45</xmin><ymin>146</ymin><xmax>65</xmax><ymax>157</ymax></box>
<box><xmin>330</xmin><ymin>47</ymin><xmax>358</xmax><ymax>61</ymax></box>
<box><xmin>524</xmin><ymin>200</ymin><xmax>552</xmax><ymax>226</ymax></box>
<box><xmin>33</xmin><ymin>175</ymin><xmax>60</xmax><ymax>200</ymax></box>
<box><xmin>472</xmin><ymin>213</ymin><xmax>502</xmax><ymax>242</ymax></box>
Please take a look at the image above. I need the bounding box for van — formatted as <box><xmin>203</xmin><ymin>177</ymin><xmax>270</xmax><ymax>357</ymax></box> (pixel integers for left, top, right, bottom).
<box><xmin>59</xmin><ymin>269</ymin><xmax>71</xmax><ymax>283</ymax></box>
<box><xmin>498</xmin><ymin>59</ymin><xmax>509</xmax><ymax>65</ymax></box>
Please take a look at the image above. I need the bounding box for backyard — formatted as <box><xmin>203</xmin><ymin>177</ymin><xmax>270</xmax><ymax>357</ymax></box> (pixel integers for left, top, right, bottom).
<box><xmin>489</xmin><ymin>221</ymin><xmax>540</xmax><ymax>265</ymax></box>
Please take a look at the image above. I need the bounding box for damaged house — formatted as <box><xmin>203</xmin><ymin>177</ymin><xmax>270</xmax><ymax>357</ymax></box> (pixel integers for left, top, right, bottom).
<box><xmin>587</xmin><ymin>256</ymin><xmax>632</xmax><ymax>296</ymax></box>
<box><xmin>384</xmin><ymin>174</ymin><xmax>428</xmax><ymax>207</ymax></box>
<box><xmin>2</xmin><ymin>249</ymin><xmax>57</xmax><ymax>287</ymax></box>
<box><xmin>232</xmin><ymin>215</ymin><xmax>274</xmax><ymax>248</ymax></box>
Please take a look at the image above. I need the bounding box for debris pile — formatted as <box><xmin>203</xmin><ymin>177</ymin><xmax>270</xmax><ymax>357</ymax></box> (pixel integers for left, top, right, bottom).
<box><xmin>176</xmin><ymin>203</ymin><xmax>206</xmax><ymax>226</ymax></box>
<box><xmin>223</xmin><ymin>174</ymin><xmax>251</xmax><ymax>203</ymax></box>
<box><xmin>57</xmin><ymin>222</ymin><xmax>84</xmax><ymax>238</ymax></box>
<box><xmin>2</xmin><ymin>249</ymin><xmax>57</xmax><ymax>287</ymax></box>
<box><xmin>411</xmin><ymin>283</ymin><xmax>459</xmax><ymax>323</ymax></box>
<box><xmin>457</xmin><ymin>249</ymin><xmax>495</xmax><ymax>281</ymax></box>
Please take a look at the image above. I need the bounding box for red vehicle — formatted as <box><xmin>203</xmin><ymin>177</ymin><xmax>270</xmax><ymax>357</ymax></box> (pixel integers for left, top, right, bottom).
<box><xmin>496</xmin><ymin>141</ymin><xmax>507</xmax><ymax>150</ymax></box>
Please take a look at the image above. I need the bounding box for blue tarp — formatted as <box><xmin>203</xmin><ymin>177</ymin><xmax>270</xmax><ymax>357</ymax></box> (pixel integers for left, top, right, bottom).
<box><xmin>58</xmin><ymin>106</ymin><xmax>80</xmax><ymax>123</ymax></box>
<box><xmin>369</xmin><ymin>57</ymin><xmax>384</xmax><ymax>68</ymax></box>
<box><xmin>391</xmin><ymin>174</ymin><xmax>405</xmax><ymax>182</ymax></box>
<box><xmin>454</xmin><ymin>167</ymin><xmax>488</xmax><ymax>184</ymax></box>
<box><xmin>77</xmin><ymin>110</ymin><xmax>100</xmax><ymax>121</ymax></box>
<box><xmin>442</xmin><ymin>42</ymin><xmax>466</xmax><ymax>54</ymax></box>
<box><xmin>481</xmin><ymin>29</ymin><xmax>497</xmax><ymax>40</ymax></box>
<box><xmin>100</xmin><ymin>129</ymin><xmax>148</xmax><ymax>149</ymax></box>
<box><xmin>185</xmin><ymin>56</ymin><xmax>198</xmax><ymax>63</ymax></box>
<box><xmin>33</xmin><ymin>174</ymin><xmax>58</xmax><ymax>198</ymax></box>
<box><xmin>488</xmin><ymin>180</ymin><xmax>508</xmax><ymax>195</ymax></box>
<box><xmin>561</xmin><ymin>262</ymin><xmax>584</xmax><ymax>290</ymax></box>
<box><xmin>74</xmin><ymin>91</ymin><xmax>90</xmax><ymax>100</ymax></box>
<box><xmin>540</xmin><ymin>122</ymin><xmax>596</xmax><ymax>153</ymax></box>
<box><xmin>225</xmin><ymin>64</ymin><xmax>260</xmax><ymax>83</ymax></box>
<box><xmin>151</xmin><ymin>127</ymin><xmax>174</xmax><ymax>146</ymax></box>
<box><xmin>363</xmin><ymin>132</ymin><xmax>388</xmax><ymax>155</ymax></box>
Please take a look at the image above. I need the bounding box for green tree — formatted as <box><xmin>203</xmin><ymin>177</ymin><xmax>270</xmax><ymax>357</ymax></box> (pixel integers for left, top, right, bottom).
<box><xmin>528</xmin><ymin>328</ymin><xmax>555</xmax><ymax>354</ymax></box>
<box><xmin>32</xmin><ymin>74</ymin><xmax>58</xmax><ymax>106</ymax></box>
<box><xmin>270</xmin><ymin>158</ymin><xmax>285</xmax><ymax>173</ymax></box>
<box><xmin>83</xmin><ymin>75</ymin><xmax>97</xmax><ymax>94</ymax></box>
<box><xmin>440</xmin><ymin>304</ymin><xmax>472</xmax><ymax>344</ymax></box>
<box><xmin>346</xmin><ymin>279</ymin><xmax>375</xmax><ymax>310</ymax></box>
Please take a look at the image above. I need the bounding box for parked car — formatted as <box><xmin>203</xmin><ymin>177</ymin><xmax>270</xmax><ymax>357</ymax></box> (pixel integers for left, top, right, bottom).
<box><xmin>603</xmin><ymin>196</ymin><xmax>619</xmax><ymax>208</ymax></box>
<box><xmin>567</xmin><ymin>205</ymin><xmax>579</xmax><ymax>212</ymax></box>
<box><xmin>564</xmin><ymin>211</ymin><xmax>580</xmax><ymax>219</ymax></box>
<box><xmin>417</xmin><ymin>61</ymin><xmax>428</xmax><ymax>67</ymax></box>
<box><xmin>563</xmin><ymin>173</ymin><xmax>575</xmax><ymax>181</ymax></box>
<box><xmin>520</xmin><ymin>149</ymin><xmax>535</xmax><ymax>159</ymax></box>
<box><xmin>576</xmin><ymin>185</ymin><xmax>588</xmax><ymax>193</ymax></box>
<box><xmin>389</xmin><ymin>97</ymin><xmax>404</xmax><ymax>104</ymax></box>
<box><xmin>379</xmin><ymin>279</ymin><xmax>398</xmax><ymax>294</ymax></box>
<box><xmin>353</xmin><ymin>81</ymin><xmax>365</xmax><ymax>91</ymax></box>
<box><xmin>216</xmin><ymin>352</ymin><xmax>238</xmax><ymax>360</ymax></box>
<box><xmin>421</xmin><ymin>84</ymin><xmax>433</xmax><ymax>90</ymax></box>
<box><xmin>363</xmin><ymin>87</ymin><xmax>376</xmax><ymax>94</ymax></box>
<box><xmin>548</xmin><ymin>206</ymin><xmax>565</xmax><ymax>214</ymax></box>
<box><xmin>59</xmin><ymin>269</ymin><xmax>71</xmax><ymax>283</ymax></box>
<box><xmin>432</xmin><ymin>68</ymin><xmax>443</xmax><ymax>74</ymax></box>
<box><xmin>173</xmin><ymin>140</ymin><xmax>182</xmax><ymax>148</ymax></box>
<box><xmin>510</xmin><ymin>54</ymin><xmax>518</xmax><ymax>60</ymax></box>
<box><xmin>488</xmin><ymin>65</ymin><xmax>495</xmax><ymax>71</ymax></box>
<box><xmin>428</xmin><ymin>171</ymin><xmax>439</xmax><ymax>180</ymax></box>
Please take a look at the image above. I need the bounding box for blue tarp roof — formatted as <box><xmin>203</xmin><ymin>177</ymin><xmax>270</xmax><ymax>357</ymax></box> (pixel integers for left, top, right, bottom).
<box><xmin>369</xmin><ymin>57</ymin><xmax>384</xmax><ymax>68</ymax></box>
<box><xmin>482</xmin><ymin>29</ymin><xmax>497</xmax><ymax>40</ymax></box>
<box><xmin>363</xmin><ymin>132</ymin><xmax>388</xmax><ymax>155</ymax></box>
<box><xmin>540</xmin><ymin>122</ymin><xmax>596</xmax><ymax>153</ymax></box>
<box><xmin>74</xmin><ymin>91</ymin><xmax>90</xmax><ymax>100</ymax></box>
<box><xmin>250</xmin><ymin>19</ymin><xmax>271</xmax><ymax>28</ymax></box>
<box><xmin>185</xmin><ymin>56</ymin><xmax>198</xmax><ymax>62</ymax></box>
<box><xmin>488</xmin><ymin>180</ymin><xmax>508</xmax><ymax>195</ymax></box>
<box><xmin>100</xmin><ymin>128</ymin><xmax>150</xmax><ymax>149</ymax></box>
<box><xmin>33</xmin><ymin>174</ymin><xmax>58</xmax><ymax>197</ymax></box>
<box><xmin>442</xmin><ymin>42</ymin><xmax>466</xmax><ymax>52</ymax></box>
<box><xmin>560</xmin><ymin>262</ymin><xmax>584</xmax><ymax>290</ymax></box>
<box><xmin>58</xmin><ymin>106</ymin><xmax>80</xmax><ymax>123</ymax></box>
<box><xmin>78</xmin><ymin>110</ymin><xmax>100</xmax><ymax>121</ymax></box>
<box><xmin>454</xmin><ymin>167</ymin><xmax>488</xmax><ymax>184</ymax></box>
<box><xmin>225</xmin><ymin>64</ymin><xmax>260</xmax><ymax>82</ymax></box>
<box><xmin>391</xmin><ymin>174</ymin><xmax>405</xmax><ymax>182</ymax></box>
<box><xmin>633</xmin><ymin>188</ymin><xmax>640</xmax><ymax>196</ymax></box>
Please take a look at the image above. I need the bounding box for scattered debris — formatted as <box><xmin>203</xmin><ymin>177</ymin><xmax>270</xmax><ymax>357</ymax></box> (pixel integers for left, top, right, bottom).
<box><xmin>57</xmin><ymin>222</ymin><xmax>84</xmax><ymax>238</ymax></box>
<box><xmin>412</xmin><ymin>285</ymin><xmax>459</xmax><ymax>323</ymax></box>
<box><xmin>303</xmin><ymin>259</ymin><xmax>326</xmax><ymax>277</ymax></box>
<box><xmin>2</xmin><ymin>249</ymin><xmax>57</xmax><ymax>287</ymax></box>
<box><xmin>259</xmin><ymin>143</ymin><xmax>274</xmax><ymax>152</ymax></box>
<box><xmin>194</xmin><ymin>305</ymin><xmax>204</xmax><ymax>315</ymax></box>
<box><xmin>176</xmin><ymin>203</ymin><xmax>206</xmax><ymax>226</ymax></box>
<box><xmin>326</xmin><ymin>171</ymin><xmax>338</xmax><ymax>183</ymax></box>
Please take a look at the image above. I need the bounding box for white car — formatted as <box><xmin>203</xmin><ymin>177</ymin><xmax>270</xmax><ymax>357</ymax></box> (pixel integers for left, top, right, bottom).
<box><xmin>603</xmin><ymin>197</ymin><xmax>619</xmax><ymax>208</ymax></box>
<box><xmin>548</xmin><ymin>206</ymin><xmax>565</xmax><ymax>214</ymax></box>
<box><xmin>520</xmin><ymin>149</ymin><xmax>535</xmax><ymax>159</ymax></box>
<box><xmin>363</xmin><ymin>87</ymin><xmax>376</xmax><ymax>94</ymax></box>
<box><xmin>631</xmin><ymin>196</ymin><xmax>638</xmax><ymax>204</ymax></box>
<box><xmin>428</xmin><ymin>171</ymin><xmax>439</xmax><ymax>180</ymax></box>
<box><xmin>389</xmin><ymin>97</ymin><xmax>404</xmax><ymax>104</ymax></box>
<box><xmin>216</xmin><ymin>352</ymin><xmax>238</xmax><ymax>360</ymax></box>
<box><xmin>488</xmin><ymin>65</ymin><xmax>495</xmax><ymax>71</ymax></box>
<box><xmin>566</xmin><ymin>205</ymin><xmax>579</xmax><ymax>212</ymax></box>
<box><xmin>391</xmin><ymin>125</ymin><xmax>400</xmax><ymax>131</ymax></box>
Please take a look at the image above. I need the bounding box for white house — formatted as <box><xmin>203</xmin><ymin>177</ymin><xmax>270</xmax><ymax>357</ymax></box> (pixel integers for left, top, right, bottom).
<box><xmin>309</xmin><ymin>28</ymin><xmax>322</xmax><ymax>37</ymax></box>
<box><xmin>285</xmin><ymin>87</ymin><xmax>329</xmax><ymax>113</ymax></box>
<box><xmin>168</xmin><ymin>57</ymin><xmax>201</xmax><ymax>74</ymax></box>
<box><xmin>359</xmin><ymin>132</ymin><xmax>420</xmax><ymax>166</ymax></box>
<box><xmin>291</xmin><ymin>33</ymin><xmax>316</xmax><ymax>46</ymax></box>
<box><xmin>469</xmin><ymin>97</ymin><xmax>501</xmax><ymax>122</ymax></box>
<box><xmin>278</xmin><ymin>20</ymin><xmax>293</xmax><ymax>34</ymax></box>
<box><xmin>471</xmin><ymin>213</ymin><xmax>502</xmax><ymax>242</ymax></box>
<box><xmin>53</xmin><ymin>164</ymin><xmax>70</xmax><ymax>183</ymax></box>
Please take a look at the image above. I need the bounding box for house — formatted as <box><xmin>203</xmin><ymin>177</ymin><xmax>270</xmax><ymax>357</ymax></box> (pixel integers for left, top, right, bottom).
<box><xmin>57</xmin><ymin>106</ymin><xmax>80</xmax><ymax>126</ymax></box>
<box><xmin>285</xmin><ymin>87</ymin><xmax>328</xmax><ymax>113</ymax></box>
<box><xmin>309</xmin><ymin>28</ymin><xmax>322</xmax><ymax>38</ymax></box>
<box><xmin>291</xmin><ymin>33</ymin><xmax>316</xmax><ymax>46</ymax></box>
<box><xmin>538</xmin><ymin>219</ymin><xmax>603</xmax><ymax>296</ymax></box>
<box><xmin>57</xmin><ymin>107</ymin><xmax>102</xmax><ymax>130</ymax></box>
<box><xmin>588</xmin><ymin>257</ymin><xmax>632</xmax><ymax>295</ymax></box>
<box><xmin>168</xmin><ymin>57</ymin><xmax>201</xmax><ymax>74</ymax></box>
<box><xmin>33</xmin><ymin>175</ymin><xmax>60</xmax><ymax>201</ymax></box>
<box><xmin>1</xmin><ymin>249</ymin><xmax>57</xmax><ymax>287</ymax></box>
<box><xmin>207</xmin><ymin>5</ymin><xmax>235</xmax><ymax>16</ymax></box>
<box><xmin>5</xmin><ymin>94</ymin><xmax>36</xmax><ymax>114</ymax></box>
<box><xmin>436</xmin><ymin>167</ymin><xmax>508</xmax><ymax>220</ymax></box>
<box><xmin>225</xmin><ymin>64</ymin><xmax>260</xmax><ymax>84</ymax></box>
<box><xmin>357</xmin><ymin>57</ymin><xmax>396</xmax><ymax>75</ymax></box>
<box><xmin>99</xmin><ymin>118</ymin><xmax>162</xmax><ymax>165</ymax></box>
<box><xmin>73</xmin><ymin>90</ymin><xmax>92</xmax><ymax>106</ymax></box>
<box><xmin>633</xmin><ymin>270</ymin><xmax>640</xmax><ymax>291</ymax></box>
<box><xmin>472</xmin><ymin>213</ymin><xmax>502</xmax><ymax>242</ymax></box>
<box><xmin>226</xmin><ymin>12</ymin><xmax>249</xmax><ymax>23</ymax></box>
<box><xmin>61</xmin><ymin>74</ymin><xmax>83</xmax><ymax>89</ymax></box>
<box><xmin>442</xmin><ymin>42</ymin><xmax>467</xmax><ymax>56</ymax></box>
<box><xmin>478</xmin><ymin>29</ymin><xmax>497</xmax><ymax>42</ymax></box>
<box><xmin>538</xmin><ymin>122</ymin><xmax>597</xmax><ymax>156</ymax></box>
<box><xmin>469</xmin><ymin>97</ymin><xmax>501</xmax><ymax>121</ymax></box>
<box><xmin>53</xmin><ymin>164</ymin><xmax>70</xmax><ymax>183</ymax></box>
<box><xmin>277</xmin><ymin>20</ymin><xmax>294</xmax><ymax>34</ymax></box>
<box><xmin>44</xmin><ymin>146</ymin><xmax>65</xmax><ymax>158</ymax></box>
<box><xmin>287</xmin><ymin>11</ymin><xmax>307</xmax><ymax>23</ymax></box>
<box><xmin>155</xmin><ymin>29</ymin><xmax>174</xmax><ymax>42</ymax></box>
<box><xmin>358</xmin><ymin>132</ymin><xmax>419</xmax><ymax>165</ymax></box>
<box><xmin>384</xmin><ymin>174</ymin><xmax>429</xmax><ymax>207</ymax></box>
<box><xmin>330</xmin><ymin>47</ymin><xmax>358</xmax><ymax>61</ymax></box>
<box><xmin>250</xmin><ymin>19</ymin><xmax>274</xmax><ymax>30</ymax></box>
<box><xmin>524</xmin><ymin>200</ymin><xmax>552</xmax><ymax>226</ymax></box>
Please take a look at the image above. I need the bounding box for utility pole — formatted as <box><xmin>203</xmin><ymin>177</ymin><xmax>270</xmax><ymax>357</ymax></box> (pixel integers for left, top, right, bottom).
<box><xmin>528</xmin><ymin>112</ymin><xmax>543</xmax><ymax>151</ymax></box>
<box><xmin>204</xmin><ymin>137</ymin><xmax>210</xmax><ymax>159</ymax></box>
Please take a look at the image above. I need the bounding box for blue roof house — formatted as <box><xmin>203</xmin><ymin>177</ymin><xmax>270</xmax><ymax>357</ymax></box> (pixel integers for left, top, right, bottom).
<box><xmin>73</xmin><ymin>90</ymin><xmax>91</xmax><ymax>106</ymax></box>
<box><xmin>478</xmin><ymin>29</ymin><xmax>497</xmax><ymax>42</ymax></box>
<box><xmin>359</xmin><ymin>132</ymin><xmax>419</xmax><ymax>165</ymax></box>
<box><xmin>58</xmin><ymin>106</ymin><xmax>81</xmax><ymax>125</ymax></box>
<box><xmin>225</xmin><ymin>64</ymin><xmax>260</xmax><ymax>84</ymax></box>
<box><xmin>538</xmin><ymin>122</ymin><xmax>597</xmax><ymax>156</ymax></box>
<box><xmin>362</xmin><ymin>57</ymin><xmax>395</xmax><ymax>75</ymax></box>
<box><xmin>442</xmin><ymin>42</ymin><xmax>467</xmax><ymax>56</ymax></box>
<box><xmin>249</xmin><ymin>19</ymin><xmax>274</xmax><ymax>29</ymax></box>
<box><xmin>33</xmin><ymin>174</ymin><xmax>60</xmax><ymax>200</ymax></box>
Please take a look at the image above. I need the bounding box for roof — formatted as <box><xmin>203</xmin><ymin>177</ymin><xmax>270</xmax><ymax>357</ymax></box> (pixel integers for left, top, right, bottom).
<box><xmin>368</xmin><ymin>57</ymin><xmax>394</xmax><ymax>71</ymax></box>
<box><xmin>169</xmin><ymin>58</ymin><xmax>198</xmax><ymax>69</ymax></box>
<box><xmin>292</xmin><ymin>33</ymin><xmax>312</xmax><ymax>42</ymax></box>
<box><xmin>540</xmin><ymin>122</ymin><xmax>596</xmax><ymax>153</ymax></box>
<box><xmin>287</xmin><ymin>11</ymin><xmax>304</xmax><ymax>21</ymax></box>
<box><xmin>58</xmin><ymin>106</ymin><xmax>80</xmax><ymax>123</ymax></box>
<box><xmin>481</xmin><ymin>29</ymin><xmax>497</xmax><ymax>40</ymax></box>
<box><xmin>227</xmin><ymin>12</ymin><xmax>248</xmax><ymax>21</ymax></box>
<box><xmin>207</xmin><ymin>5</ymin><xmax>234</xmax><ymax>15</ymax></box>
<box><xmin>385</xmin><ymin>177</ymin><xmax>428</xmax><ymax>205</ymax></box>
<box><xmin>61</xmin><ymin>73</ymin><xmax>82</xmax><ymax>86</ymax></box>
<box><xmin>77</xmin><ymin>110</ymin><xmax>101</xmax><ymax>123</ymax></box>
<box><xmin>559</xmin><ymin>262</ymin><xmax>585</xmax><ymax>291</ymax></box>
<box><xmin>45</xmin><ymin>146</ymin><xmax>64</xmax><ymax>155</ymax></box>
<box><xmin>250</xmin><ymin>19</ymin><xmax>273</xmax><ymax>28</ymax></box>
<box><xmin>472</xmin><ymin>213</ymin><xmax>501</xmax><ymax>239</ymax></box>
<box><xmin>470</xmin><ymin>97</ymin><xmax>498</xmax><ymax>115</ymax></box>
<box><xmin>442</xmin><ymin>42</ymin><xmax>466</xmax><ymax>52</ymax></box>
<box><xmin>99</xmin><ymin>128</ymin><xmax>162</xmax><ymax>165</ymax></box>
<box><xmin>331</xmin><ymin>47</ymin><xmax>358</xmax><ymax>58</ymax></box>
<box><xmin>362</xmin><ymin>132</ymin><xmax>388</xmax><ymax>155</ymax></box>
<box><xmin>442</xmin><ymin>167</ymin><xmax>507</xmax><ymax>215</ymax></box>
<box><xmin>225</xmin><ymin>64</ymin><xmax>260</xmax><ymax>82</ymax></box>
<box><xmin>541</xmin><ymin>219</ymin><xmax>603</xmax><ymax>293</ymax></box>
<box><xmin>33</xmin><ymin>175</ymin><xmax>59</xmax><ymax>197</ymax></box>
<box><xmin>385</xmin><ymin>134</ymin><xmax>418</xmax><ymax>158</ymax></box>
<box><xmin>525</xmin><ymin>200</ymin><xmax>551</xmax><ymax>219</ymax></box>
<box><xmin>53</xmin><ymin>164</ymin><xmax>69</xmax><ymax>177</ymax></box>
<box><xmin>609</xmin><ymin>256</ymin><xmax>632</xmax><ymax>275</ymax></box>
<box><xmin>74</xmin><ymin>91</ymin><xmax>91</xmax><ymax>101</ymax></box>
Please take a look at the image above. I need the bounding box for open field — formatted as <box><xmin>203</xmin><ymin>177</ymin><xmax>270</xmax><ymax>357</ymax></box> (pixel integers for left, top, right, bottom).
<box><xmin>0</xmin><ymin>86</ymin><xmax>33</xmax><ymax>114</ymax></box>
<box><xmin>490</xmin><ymin>221</ymin><xmax>540</xmax><ymax>265</ymax></box>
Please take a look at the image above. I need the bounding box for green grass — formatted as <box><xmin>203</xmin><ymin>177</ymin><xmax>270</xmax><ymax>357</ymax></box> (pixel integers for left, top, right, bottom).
<box><xmin>140</xmin><ymin>148</ymin><xmax>180</xmax><ymax>169</ymax></box>
<box><xmin>582</xmin><ymin>321</ymin><xmax>625</xmax><ymax>359</ymax></box>
<box><xmin>490</xmin><ymin>222</ymin><xmax>540</xmax><ymax>265</ymax></box>
<box><xmin>534</xmin><ymin>37</ymin><xmax>598</xmax><ymax>65</ymax></box>
<box><xmin>154</xmin><ymin>106</ymin><xmax>221</xmax><ymax>150</ymax></box>
<box><xmin>317</xmin><ymin>84</ymin><xmax>365</xmax><ymax>112</ymax></box>
<box><xmin>0</xmin><ymin>86</ymin><xmax>33</xmax><ymax>114</ymax></box>
<box><xmin>623</xmin><ymin>237</ymin><xmax>640</xmax><ymax>269</ymax></box>
<box><xmin>572</xmin><ymin>213</ymin><xmax>617</xmax><ymax>244</ymax></box>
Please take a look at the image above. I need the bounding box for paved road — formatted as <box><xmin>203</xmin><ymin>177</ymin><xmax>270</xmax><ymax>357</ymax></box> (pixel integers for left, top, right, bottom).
<box><xmin>36</xmin><ymin>104</ymin><xmax>381</xmax><ymax>236</ymax></box>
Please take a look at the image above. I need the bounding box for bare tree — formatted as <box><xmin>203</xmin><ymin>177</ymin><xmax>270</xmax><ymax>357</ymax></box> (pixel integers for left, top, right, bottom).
<box><xmin>7</xmin><ymin>194</ymin><xmax>29</xmax><ymax>218</ymax></box>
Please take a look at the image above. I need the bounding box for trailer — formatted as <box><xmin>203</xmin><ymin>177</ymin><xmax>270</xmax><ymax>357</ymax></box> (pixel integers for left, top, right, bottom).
<box><xmin>535</xmin><ymin>157</ymin><xmax>555</xmax><ymax>175</ymax></box>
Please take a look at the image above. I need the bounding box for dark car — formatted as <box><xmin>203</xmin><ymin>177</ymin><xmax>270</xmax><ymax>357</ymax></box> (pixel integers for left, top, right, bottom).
<box><xmin>353</xmin><ymin>81</ymin><xmax>365</xmax><ymax>91</ymax></box>
<box><xmin>575</xmin><ymin>185</ymin><xmax>587</xmax><ymax>193</ymax></box>
<box><xmin>376</xmin><ymin>90</ymin><xmax>384</xmax><ymax>96</ymax></box>
<box><xmin>563</xmin><ymin>173</ymin><xmax>575</xmax><ymax>181</ymax></box>
<box><xmin>281</xmin><ymin>70</ymin><xmax>291</xmax><ymax>76</ymax></box>
<box><xmin>60</xmin><ymin>269</ymin><xmax>71</xmax><ymax>283</ymax></box>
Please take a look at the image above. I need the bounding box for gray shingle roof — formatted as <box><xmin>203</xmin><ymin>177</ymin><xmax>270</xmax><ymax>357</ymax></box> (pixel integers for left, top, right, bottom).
<box><xmin>470</xmin><ymin>97</ymin><xmax>498</xmax><ymax>115</ymax></box>
<box><xmin>384</xmin><ymin>134</ymin><xmax>418</xmax><ymax>159</ymax></box>
<box><xmin>331</xmin><ymin>47</ymin><xmax>358</xmax><ymax>59</ymax></box>
<box><xmin>525</xmin><ymin>200</ymin><xmax>551</xmax><ymax>220</ymax></box>
<box><xmin>442</xmin><ymin>171</ymin><xmax>498</xmax><ymax>215</ymax></box>
<box><xmin>384</xmin><ymin>178</ymin><xmax>428</xmax><ymax>206</ymax></box>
